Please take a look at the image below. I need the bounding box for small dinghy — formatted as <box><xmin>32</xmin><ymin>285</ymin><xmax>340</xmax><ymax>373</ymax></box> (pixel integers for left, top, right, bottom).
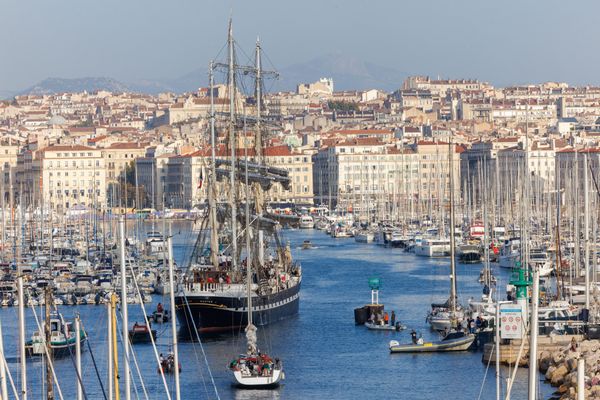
<box><xmin>389</xmin><ymin>331</ymin><xmax>475</xmax><ymax>353</ymax></box>
<box><xmin>158</xmin><ymin>352</ymin><xmax>181</xmax><ymax>374</ymax></box>
<box><xmin>365</xmin><ymin>322</ymin><xmax>406</xmax><ymax>331</ymax></box>
<box><xmin>128</xmin><ymin>322</ymin><xmax>157</xmax><ymax>344</ymax></box>
<box><xmin>301</xmin><ymin>240</ymin><xmax>314</xmax><ymax>250</ymax></box>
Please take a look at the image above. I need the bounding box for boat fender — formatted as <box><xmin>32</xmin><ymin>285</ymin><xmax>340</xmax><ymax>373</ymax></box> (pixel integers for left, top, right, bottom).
<box><xmin>389</xmin><ymin>340</ymin><xmax>399</xmax><ymax>348</ymax></box>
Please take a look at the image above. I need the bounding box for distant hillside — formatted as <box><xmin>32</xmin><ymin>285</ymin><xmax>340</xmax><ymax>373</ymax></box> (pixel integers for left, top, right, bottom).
<box><xmin>277</xmin><ymin>53</ymin><xmax>406</xmax><ymax>92</ymax></box>
<box><xmin>21</xmin><ymin>77</ymin><xmax>131</xmax><ymax>95</ymax></box>
<box><xmin>8</xmin><ymin>54</ymin><xmax>406</xmax><ymax>97</ymax></box>
<box><xmin>0</xmin><ymin>90</ymin><xmax>16</xmax><ymax>100</ymax></box>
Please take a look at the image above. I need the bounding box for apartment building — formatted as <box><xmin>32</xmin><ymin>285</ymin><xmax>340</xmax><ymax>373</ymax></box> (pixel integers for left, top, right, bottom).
<box><xmin>0</xmin><ymin>144</ymin><xmax>19</xmax><ymax>203</ymax></box>
<box><xmin>104</xmin><ymin>142</ymin><xmax>147</xmax><ymax>182</ymax></box>
<box><xmin>496</xmin><ymin>139</ymin><xmax>563</xmax><ymax>197</ymax></box>
<box><xmin>39</xmin><ymin>145</ymin><xmax>106</xmax><ymax>211</ymax></box>
<box><xmin>135</xmin><ymin>154</ymin><xmax>171</xmax><ymax>209</ymax></box>
<box><xmin>264</xmin><ymin>145</ymin><xmax>313</xmax><ymax>204</ymax></box>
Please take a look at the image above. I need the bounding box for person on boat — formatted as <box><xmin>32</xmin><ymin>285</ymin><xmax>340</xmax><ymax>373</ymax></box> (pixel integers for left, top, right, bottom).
<box><xmin>476</xmin><ymin>316</ymin><xmax>483</xmax><ymax>330</ymax></box>
<box><xmin>369</xmin><ymin>312</ymin><xmax>375</xmax><ymax>323</ymax></box>
<box><xmin>411</xmin><ymin>330</ymin><xmax>417</xmax><ymax>344</ymax></box>
<box><xmin>417</xmin><ymin>335</ymin><xmax>424</xmax><ymax>345</ymax></box>
<box><xmin>391</xmin><ymin>311</ymin><xmax>396</xmax><ymax>326</ymax></box>
<box><xmin>159</xmin><ymin>353</ymin><xmax>164</xmax><ymax>364</ymax></box>
<box><xmin>157</xmin><ymin>302</ymin><xmax>164</xmax><ymax>313</ymax></box>
<box><xmin>383</xmin><ymin>312</ymin><xmax>389</xmax><ymax>325</ymax></box>
<box><xmin>481</xmin><ymin>318</ymin><xmax>488</xmax><ymax>329</ymax></box>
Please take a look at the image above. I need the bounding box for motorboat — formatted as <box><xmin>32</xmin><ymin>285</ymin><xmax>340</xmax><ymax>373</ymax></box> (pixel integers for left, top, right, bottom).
<box><xmin>299</xmin><ymin>215</ymin><xmax>315</xmax><ymax>229</ymax></box>
<box><xmin>498</xmin><ymin>237</ymin><xmax>520</xmax><ymax>269</ymax></box>
<box><xmin>457</xmin><ymin>244</ymin><xmax>482</xmax><ymax>264</ymax></box>
<box><xmin>529</xmin><ymin>249</ymin><xmax>553</xmax><ymax>277</ymax></box>
<box><xmin>26</xmin><ymin>313</ymin><xmax>86</xmax><ymax>358</ymax></box>
<box><xmin>414</xmin><ymin>238</ymin><xmax>451</xmax><ymax>257</ymax></box>
<box><xmin>389</xmin><ymin>331</ymin><xmax>475</xmax><ymax>353</ymax></box>
<box><xmin>301</xmin><ymin>240</ymin><xmax>314</xmax><ymax>250</ymax></box>
<box><xmin>364</xmin><ymin>321</ymin><xmax>406</xmax><ymax>331</ymax></box>
<box><xmin>355</xmin><ymin>230</ymin><xmax>374</xmax><ymax>243</ymax></box>
<box><xmin>128</xmin><ymin>322</ymin><xmax>157</xmax><ymax>344</ymax></box>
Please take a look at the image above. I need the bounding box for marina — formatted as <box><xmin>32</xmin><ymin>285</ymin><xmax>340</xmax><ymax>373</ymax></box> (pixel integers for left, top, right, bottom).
<box><xmin>2</xmin><ymin>3</ymin><xmax>600</xmax><ymax>398</ymax></box>
<box><xmin>0</xmin><ymin>222</ymin><xmax>556</xmax><ymax>399</ymax></box>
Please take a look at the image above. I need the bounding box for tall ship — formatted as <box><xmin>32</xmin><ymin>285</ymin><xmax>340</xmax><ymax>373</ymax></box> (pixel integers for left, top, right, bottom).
<box><xmin>174</xmin><ymin>22</ymin><xmax>302</xmax><ymax>334</ymax></box>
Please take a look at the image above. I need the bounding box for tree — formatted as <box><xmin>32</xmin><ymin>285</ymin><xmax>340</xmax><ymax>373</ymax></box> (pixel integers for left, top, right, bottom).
<box><xmin>327</xmin><ymin>100</ymin><xmax>359</xmax><ymax>112</ymax></box>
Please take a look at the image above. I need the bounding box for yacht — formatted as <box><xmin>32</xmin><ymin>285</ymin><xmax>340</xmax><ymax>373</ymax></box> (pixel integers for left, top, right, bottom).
<box><xmin>414</xmin><ymin>238</ymin><xmax>451</xmax><ymax>257</ymax></box>
<box><xmin>299</xmin><ymin>215</ymin><xmax>315</xmax><ymax>229</ymax></box>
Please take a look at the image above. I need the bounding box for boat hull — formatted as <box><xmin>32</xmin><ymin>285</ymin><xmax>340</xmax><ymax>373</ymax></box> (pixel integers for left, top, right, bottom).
<box><xmin>389</xmin><ymin>334</ymin><xmax>475</xmax><ymax>353</ymax></box>
<box><xmin>175</xmin><ymin>282</ymin><xmax>301</xmax><ymax>334</ymax></box>
<box><xmin>232</xmin><ymin>369</ymin><xmax>284</xmax><ymax>388</ymax></box>
<box><xmin>25</xmin><ymin>335</ymin><xmax>87</xmax><ymax>358</ymax></box>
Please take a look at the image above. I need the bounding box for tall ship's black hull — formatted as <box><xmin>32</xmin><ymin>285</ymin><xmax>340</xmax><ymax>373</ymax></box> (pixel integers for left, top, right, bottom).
<box><xmin>175</xmin><ymin>281</ymin><xmax>301</xmax><ymax>334</ymax></box>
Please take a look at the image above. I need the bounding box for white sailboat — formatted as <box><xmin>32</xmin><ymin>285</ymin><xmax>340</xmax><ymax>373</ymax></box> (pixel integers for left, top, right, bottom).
<box><xmin>229</xmin><ymin>30</ymin><xmax>284</xmax><ymax>388</ymax></box>
<box><xmin>427</xmin><ymin>141</ymin><xmax>470</xmax><ymax>336</ymax></box>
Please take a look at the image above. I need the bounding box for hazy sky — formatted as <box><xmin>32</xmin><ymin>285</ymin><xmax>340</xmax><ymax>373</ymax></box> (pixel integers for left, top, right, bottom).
<box><xmin>1</xmin><ymin>0</ymin><xmax>600</xmax><ymax>91</ymax></box>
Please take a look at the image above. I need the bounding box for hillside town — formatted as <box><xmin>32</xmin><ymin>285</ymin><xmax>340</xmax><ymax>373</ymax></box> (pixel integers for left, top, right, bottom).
<box><xmin>0</xmin><ymin>76</ymin><xmax>597</xmax><ymax>216</ymax></box>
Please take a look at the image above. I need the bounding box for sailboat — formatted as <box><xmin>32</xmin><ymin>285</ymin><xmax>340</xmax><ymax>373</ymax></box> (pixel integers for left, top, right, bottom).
<box><xmin>175</xmin><ymin>21</ymin><xmax>302</xmax><ymax>335</ymax></box>
<box><xmin>228</xmin><ymin>71</ymin><xmax>284</xmax><ymax>388</ymax></box>
<box><xmin>426</xmin><ymin>141</ymin><xmax>470</xmax><ymax>338</ymax></box>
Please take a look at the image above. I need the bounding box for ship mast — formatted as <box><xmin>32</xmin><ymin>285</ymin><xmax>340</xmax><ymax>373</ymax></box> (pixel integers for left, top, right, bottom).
<box><xmin>227</xmin><ymin>19</ymin><xmax>238</xmax><ymax>272</ymax></box>
<box><xmin>253</xmin><ymin>38</ymin><xmax>265</xmax><ymax>263</ymax></box>
<box><xmin>243</xmin><ymin>110</ymin><xmax>257</xmax><ymax>355</ymax></box>
<box><xmin>448</xmin><ymin>141</ymin><xmax>458</xmax><ymax>318</ymax></box>
<box><xmin>208</xmin><ymin>61</ymin><xmax>219</xmax><ymax>268</ymax></box>
<box><xmin>254</xmin><ymin>38</ymin><xmax>263</xmax><ymax>165</ymax></box>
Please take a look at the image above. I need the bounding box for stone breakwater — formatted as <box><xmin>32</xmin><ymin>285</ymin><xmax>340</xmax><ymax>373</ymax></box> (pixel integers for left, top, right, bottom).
<box><xmin>540</xmin><ymin>339</ymin><xmax>600</xmax><ymax>399</ymax></box>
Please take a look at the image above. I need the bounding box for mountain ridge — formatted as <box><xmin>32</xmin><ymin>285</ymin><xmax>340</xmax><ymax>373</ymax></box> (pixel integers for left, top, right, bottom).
<box><xmin>10</xmin><ymin>54</ymin><xmax>406</xmax><ymax>97</ymax></box>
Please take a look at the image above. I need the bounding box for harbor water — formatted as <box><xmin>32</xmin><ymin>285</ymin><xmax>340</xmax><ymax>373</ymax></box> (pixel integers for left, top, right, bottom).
<box><xmin>0</xmin><ymin>223</ymin><xmax>554</xmax><ymax>399</ymax></box>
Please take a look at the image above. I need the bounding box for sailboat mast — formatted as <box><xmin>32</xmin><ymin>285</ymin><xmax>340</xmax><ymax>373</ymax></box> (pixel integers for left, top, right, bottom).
<box><xmin>448</xmin><ymin>141</ymin><xmax>457</xmax><ymax>315</ymax></box>
<box><xmin>584</xmin><ymin>152</ymin><xmax>590</xmax><ymax>310</ymax></box>
<box><xmin>119</xmin><ymin>216</ymin><xmax>131</xmax><ymax>400</ymax></box>
<box><xmin>0</xmin><ymin>319</ymin><xmax>8</xmax><ymax>400</ymax></box>
<box><xmin>107</xmin><ymin>299</ymin><xmax>114</xmax><ymax>400</ymax></box>
<box><xmin>45</xmin><ymin>288</ymin><xmax>54</xmax><ymax>400</ymax></box>
<box><xmin>483</xmin><ymin>155</ymin><xmax>491</xmax><ymax>287</ymax></box>
<box><xmin>111</xmin><ymin>293</ymin><xmax>120</xmax><ymax>400</ymax></box>
<box><xmin>227</xmin><ymin>19</ymin><xmax>238</xmax><ymax>271</ymax></box>
<box><xmin>167</xmin><ymin>236</ymin><xmax>181</xmax><ymax>400</ymax></box>
<box><xmin>525</xmin><ymin>98</ymin><xmax>540</xmax><ymax>400</ymax></box>
<box><xmin>244</xmin><ymin>112</ymin><xmax>253</xmax><ymax>328</ymax></box>
<box><xmin>75</xmin><ymin>316</ymin><xmax>83</xmax><ymax>400</ymax></box>
<box><xmin>17</xmin><ymin>275</ymin><xmax>26</xmax><ymax>400</ymax></box>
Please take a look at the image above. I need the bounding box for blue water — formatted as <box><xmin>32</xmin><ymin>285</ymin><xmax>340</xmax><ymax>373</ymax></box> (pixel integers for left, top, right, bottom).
<box><xmin>0</xmin><ymin>224</ymin><xmax>553</xmax><ymax>399</ymax></box>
